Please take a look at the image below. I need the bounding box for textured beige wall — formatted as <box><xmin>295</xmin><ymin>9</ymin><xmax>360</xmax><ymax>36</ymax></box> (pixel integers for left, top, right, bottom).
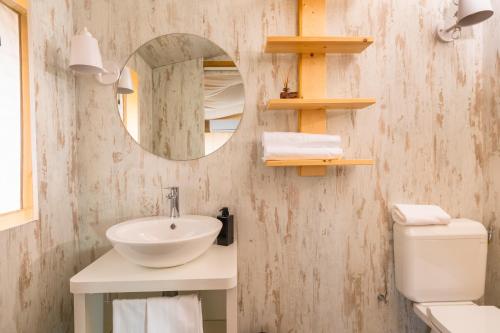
<box><xmin>483</xmin><ymin>1</ymin><xmax>500</xmax><ymax>307</ymax></box>
<box><xmin>151</xmin><ymin>59</ymin><xmax>205</xmax><ymax>160</ymax></box>
<box><xmin>137</xmin><ymin>33</ymin><xmax>226</xmax><ymax>68</ymax></box>
<box><xmin>0</xmin><ymin>0</ymin><xmax>78</xmax><ymax>332</ymax></box>
<box><xmin>72</xmin><ymin>1</ymin><xmax>495</xmax><ymax>332</ymax></box>
<box><xmin>1</xmin><ymin>0</ymin><xmax>496</xmax><ymax>332</ymax></box>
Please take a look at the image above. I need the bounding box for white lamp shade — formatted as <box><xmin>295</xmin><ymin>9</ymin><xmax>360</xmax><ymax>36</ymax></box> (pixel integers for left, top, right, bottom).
<box><xmin>69</xmin><ymin>27</ymin><xmax>104</xmax><ymax>74</ymax></box>
<box><xmin>117</xmin><ymin>66</ymin><xmax>134</xmax><ymax>94</ymax></box>
<box><xmin>457</xmin><ymin>0</ymin><xmax>494</xmax><ymax>27</ymax></box>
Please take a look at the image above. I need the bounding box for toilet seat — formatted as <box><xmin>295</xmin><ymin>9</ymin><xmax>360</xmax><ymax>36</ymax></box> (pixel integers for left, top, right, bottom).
<box><xmin>413</xmin><ymin>302</ymin><xmax>500</xmax><ymax>333</ymax></box>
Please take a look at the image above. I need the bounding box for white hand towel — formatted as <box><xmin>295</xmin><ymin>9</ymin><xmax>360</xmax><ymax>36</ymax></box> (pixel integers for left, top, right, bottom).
<box><xmin>263</xmin><ymin>146</ymin><xmax>344</xmax><ymax>161</ymax></box>
<box><xmin>113</xmin><ymin>299</ymin><xmax>147</xmax><ymax>333</ymax></box>
<box><xmin>262</xmin><ymin>132</ymin><xmax>341</xmax><ymax>148</ymax></box>
<box><xmin>147</xmin><ymin>295</ymin><xmax>203</xmax><ymax>333</ymax></box>
<box><xmin>392</xmin><ymin>204</ymin><xmax>451</xmax><ymax>225</ymax></box>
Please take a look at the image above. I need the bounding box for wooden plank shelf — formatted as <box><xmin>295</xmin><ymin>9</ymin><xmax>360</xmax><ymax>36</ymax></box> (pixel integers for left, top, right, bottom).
<box><xmin>203</xmin><ymin>60</ymin><xmax>236</xmax><ymax>68</ymax></box>
<box><xmin>262</xmin><ymin>0</ymin><xmax>375</xmax><ymax>176</ymax></box>
<box><xmin>265</xmin><ymin>36</ymin><xmax>373</xmax><ymax>54</ymax></box>
<box><xmin>265</xmin><ymin>159</ymin><xmax>375</xmax><ymax>167</ymax></box>
<box><xmin>266</xmin><ymin>98</ymin><xmax>376</xmax><ymax>111</ymax></box>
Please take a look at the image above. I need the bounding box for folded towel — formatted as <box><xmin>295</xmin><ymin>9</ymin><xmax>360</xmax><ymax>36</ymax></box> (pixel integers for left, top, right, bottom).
<box><xmin>392</xmin><ymin>204</ymin><xmax>451</xmax><ymax>225</ymax></box>
<box><xmin>147</xmin><ymin>295</ymin><xmax>203</xmax><ymax>333</ymax></box>
<box><xmin>113</xmin><ymin>299</ymin><xmax>146</xmax><ymax>333</ymax></box>
<box><xmin>262</xmin><ymin>132</ymin><xmax>341</xmax><ymax>148</ymax></box>
<box><xmin>263</xmin><ymin>146</ymin><xmax>344</xmax><ymax>161</ymax></box>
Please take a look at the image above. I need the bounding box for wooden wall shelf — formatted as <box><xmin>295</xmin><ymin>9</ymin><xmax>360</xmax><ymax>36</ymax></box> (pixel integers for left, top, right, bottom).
<box><xmin>265</xmin><ymin>159</ymin><xmax>375</xmax><ymax>167</ymax></box>
<box><xmin>265</xmin><ymin>36</ymin><xmax>373</xmax><ymax>54</ymax></box>
<box><xmin>203</xmin><ymin>60</ymin><xmax>236</xmax><ymax>68</ymax></box>
<box><xmin>261</xmin><ymin>0</ymin><xmax>375</xmax><ymax>176</ymax></box>
<box><xmin>266</xmin><ymin>98</ymin><xmax>376</xmax><ymax>111</ymax></box>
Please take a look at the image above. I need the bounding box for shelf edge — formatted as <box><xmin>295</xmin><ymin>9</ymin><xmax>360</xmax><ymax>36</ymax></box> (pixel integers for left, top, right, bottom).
<box><xmin>265</xmin><ymin>159</ymin><xmax>375</xmax><ymax>167</ymax></box>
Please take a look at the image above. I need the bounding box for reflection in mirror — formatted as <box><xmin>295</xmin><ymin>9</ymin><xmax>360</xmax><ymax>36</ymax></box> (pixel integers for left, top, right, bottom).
<box><xmin>117</xmin><ymin>34</ymin><xmax>244</xmax><ymax>161</ymax></box>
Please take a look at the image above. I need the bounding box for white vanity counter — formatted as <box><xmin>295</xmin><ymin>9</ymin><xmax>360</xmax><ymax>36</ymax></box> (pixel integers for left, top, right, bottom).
<box><xmin>71</xmin><ymin>244</ymin><xmax>236</xmax><ymax>293</ymax></box>
<box><xmin>70</xmin><ymin>244</ymin><xmax>237</xmax><ymax>333</ymax></box>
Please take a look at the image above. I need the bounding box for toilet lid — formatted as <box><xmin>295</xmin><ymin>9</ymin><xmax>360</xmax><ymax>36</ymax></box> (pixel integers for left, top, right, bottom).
<box><xmin>428</xmin><ymin>305</ymin><xmax>500</xmax><ymax>333</ymax></box>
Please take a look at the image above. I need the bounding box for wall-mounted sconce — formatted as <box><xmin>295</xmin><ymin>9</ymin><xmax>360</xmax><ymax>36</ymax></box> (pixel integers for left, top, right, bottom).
<box><xmin>437</xmin><ymin>0</ymin><xmax>494</xmax><ymax>42</ymax></box>
<box><xmin>117</xmin><ymin>66</ymin><xmax>134</xmax><ymax>94</ymax></box>
<box><xmin>69</xmin><ymin>27</ymin><xmax>120</xmax><ymax>85</ymax></box>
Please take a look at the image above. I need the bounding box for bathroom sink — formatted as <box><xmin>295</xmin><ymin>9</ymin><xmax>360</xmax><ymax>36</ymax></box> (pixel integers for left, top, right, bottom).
<box><xmin>106</xmin><ymin>215</ymin><xmax>222</xmax><ymax>268</ymax></box>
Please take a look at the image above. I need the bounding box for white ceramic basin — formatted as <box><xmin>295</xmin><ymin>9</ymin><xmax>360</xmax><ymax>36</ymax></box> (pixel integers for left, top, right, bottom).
<box><xmin>106</xmin><ymin>215</ymin><xmax>222</xmax><ymax>268</ymax></box>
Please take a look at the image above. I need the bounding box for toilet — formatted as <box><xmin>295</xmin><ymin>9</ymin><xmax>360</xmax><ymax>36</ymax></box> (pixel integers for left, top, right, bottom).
<box><xmin>394</xmin><ymin>218</ymin><xmax>500</xmax><ymax>333</ymax></box>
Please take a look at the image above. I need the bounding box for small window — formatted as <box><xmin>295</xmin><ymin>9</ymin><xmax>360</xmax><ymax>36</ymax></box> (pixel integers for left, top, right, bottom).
<box><xmin>0</xmin><ymin>0</ymin><xmax>35</xmax><ymax>228</ymax></box>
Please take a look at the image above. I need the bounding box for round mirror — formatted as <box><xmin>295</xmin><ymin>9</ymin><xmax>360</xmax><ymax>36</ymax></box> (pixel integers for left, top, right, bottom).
<box><xmin>117</xmin><ymin>34</ymin><xmax>245</xmax><ymax>160</ymax></box>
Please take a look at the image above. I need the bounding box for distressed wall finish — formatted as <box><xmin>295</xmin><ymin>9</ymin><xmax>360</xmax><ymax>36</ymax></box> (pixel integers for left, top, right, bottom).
<box><xmin>151</xmin><ymin>59</ymin><xmax>205</xmax><ymax>160</ymax></box>
<box><xmin>483</xmin><ymin>1</ymin><xmax>500</xmax><ymax>307</ymax></box>
<box><xmin>74</xmin><ymin>1</ymin><xmax>494</xmax><ymax>332</ymax></box>
<box><xmin>137</xmin><ymin>34</ymin><xmax>225</xmax><ymax>68</ymax></box>
<box><xmin>0</xmin><ymin>0</ymin><xmax>78</xmax><ymax>332</ymax></box>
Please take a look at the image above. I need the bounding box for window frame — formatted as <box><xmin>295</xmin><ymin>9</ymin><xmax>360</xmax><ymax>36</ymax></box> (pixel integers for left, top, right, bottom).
<box><xmin>0</xmin><ymin>0</ymin><xmax>38</xmax><ymax>231</ymax></box>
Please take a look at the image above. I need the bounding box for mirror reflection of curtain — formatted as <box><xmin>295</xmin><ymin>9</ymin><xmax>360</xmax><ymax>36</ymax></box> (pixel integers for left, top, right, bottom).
<box><xmin>204</xmin><ymin>71</ymin><xmax>243</xmax><ymax>154</ymax></box>
<box><xmin>204</xmin><ymin>72</ymin><xmax>244</xmax><ymax>120</ymax></box>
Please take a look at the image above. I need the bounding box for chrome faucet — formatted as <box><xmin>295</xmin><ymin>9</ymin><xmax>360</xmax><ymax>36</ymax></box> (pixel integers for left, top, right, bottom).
<box><xmin>166</xmin><ymin>187</ymin><xmax>180</xmax><ymax>219</ymax></box>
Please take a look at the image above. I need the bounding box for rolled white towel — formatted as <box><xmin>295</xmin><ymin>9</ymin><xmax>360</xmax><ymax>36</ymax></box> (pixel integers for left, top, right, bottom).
<box><xmin>391</xmin><ymin>204</ymin><xmax>451</xmax><ymax>225</ymax></box>
<box><xmin>262</xmin><ymin>132</ymin><xmax>341</xmax><ymax>148</ymax></box>
<box><xmin>263</xmin><ymin>146</ymin><xmax>344</xmax><ymax>161</ymax></box>
<box><xmin>113</xmin><ymin>299</ymin><xmax>146</xmax><ymax>333</ymax></box>
<box><xmin>147</xmin><ymin>295</ymin><xmax>203</xmax><ymax>333</ymax></box>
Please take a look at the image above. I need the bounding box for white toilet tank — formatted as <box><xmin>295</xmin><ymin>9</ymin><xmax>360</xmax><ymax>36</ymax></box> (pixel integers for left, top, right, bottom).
<box><xmin>394</xmin><ymin>218</ymin><xmax>488</xmax><ymax>303</ymax></box>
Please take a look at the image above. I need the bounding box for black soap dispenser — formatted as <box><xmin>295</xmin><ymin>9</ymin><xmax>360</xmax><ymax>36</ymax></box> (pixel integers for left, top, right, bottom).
<box><xmin>217</xmin><ymin>207</ymin><xmax>234</xmax><ymax>246</ymax></box>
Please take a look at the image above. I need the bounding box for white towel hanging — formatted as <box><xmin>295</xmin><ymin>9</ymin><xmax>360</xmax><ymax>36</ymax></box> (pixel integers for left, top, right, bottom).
<box><xmin>113</xmin><ymin>299</ymin><xmax>146</xmax><ymax>333</ymax></box>
<box><xmin>147</xmin><ymin>295</ymin><xmax>203</xmax><ymax>333</ymax></box>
